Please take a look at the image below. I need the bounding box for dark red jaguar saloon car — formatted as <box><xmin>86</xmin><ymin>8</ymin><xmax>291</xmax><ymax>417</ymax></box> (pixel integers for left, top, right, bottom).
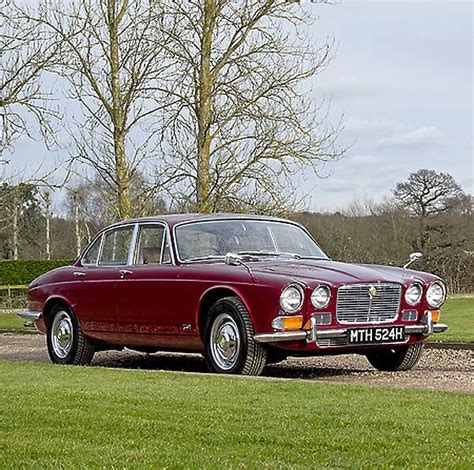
<box><xmin>20</xmin><ymin>213</ymin><xmax>448</xmax><ymax>375</ymax></box>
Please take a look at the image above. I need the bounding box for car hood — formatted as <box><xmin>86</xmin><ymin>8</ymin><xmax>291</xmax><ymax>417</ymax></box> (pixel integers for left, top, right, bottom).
<box><xmin>249</xmin><ymin>259</ymin><xmax>433</xmax><ymax>286</ymax></box>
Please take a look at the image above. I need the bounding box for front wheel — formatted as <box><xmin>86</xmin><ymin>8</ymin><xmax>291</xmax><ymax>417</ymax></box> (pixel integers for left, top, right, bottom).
<box><xmin>46</xmin><ymin>304</ymin><xmax>95</xmax><ymax>365</ymax></box>
<box><xmin>204</xmin><ymin>297</ymin><xmax>267</xmax><ymax>375</ymax></box>
<box><xmin>366</xmin><ymin>341</ymin><xmax>424</xmax><ymax>371</ymax></box>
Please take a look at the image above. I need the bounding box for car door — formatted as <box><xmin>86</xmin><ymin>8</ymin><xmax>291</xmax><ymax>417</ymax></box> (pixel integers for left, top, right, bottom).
<box><xmin>70</xmin><ymin>225</ymin><xmax>135</xmax><ymax>340</ymax></box>
<box><xmin>115</xmin><ymin>223</ymin><xmax>195</xmax><ymax>348</ymax></box>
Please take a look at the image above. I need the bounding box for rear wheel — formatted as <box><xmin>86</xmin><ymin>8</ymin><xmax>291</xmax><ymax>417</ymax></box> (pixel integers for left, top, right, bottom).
<box><xmin>366</xmin><ymin>341</ymin><xmax>424</xmax><ymax>371</ymax></box>
<box><xmin>46</xmin><ymin>304</ymin><xmax>95</xmax><ymax>365</ymax></box>
<box><xmin>204</xmin><ymin>297</ymin><xmax>267</xmax><ymax>375</ymax></box>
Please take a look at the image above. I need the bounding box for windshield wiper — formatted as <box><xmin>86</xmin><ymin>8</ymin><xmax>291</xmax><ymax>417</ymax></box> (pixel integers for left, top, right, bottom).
<box><xmin>185</xmin><ymin>255</ymin><xmax>224</xmax><ymax>262</ymax></box>
<box><xmin>238</xmin><ymin>251</ymin><xmax>329</xmax><ymax>261</ymax></box>
<box><xmin>237</xmin><ymin>250</ymin><xmax>301</xmax><ymax>259</ymax></box>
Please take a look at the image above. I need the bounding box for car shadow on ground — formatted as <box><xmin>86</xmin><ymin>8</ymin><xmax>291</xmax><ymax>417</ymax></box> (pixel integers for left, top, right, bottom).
<box><xmin>91</xmin><ymin>351</ymin><xmax>370</xmax><ymax>379</ymax></box>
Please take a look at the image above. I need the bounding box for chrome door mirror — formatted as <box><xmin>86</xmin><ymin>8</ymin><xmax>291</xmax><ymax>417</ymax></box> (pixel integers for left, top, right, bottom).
<box><xmin>225</xmin><ymin>252</ymin><xmax>243</xmax><ymax>266</ymax></box>
<box><xmin>403</xmin><ymin>252</ymin><xmax>423</xmax><ymax>269</ymax></box>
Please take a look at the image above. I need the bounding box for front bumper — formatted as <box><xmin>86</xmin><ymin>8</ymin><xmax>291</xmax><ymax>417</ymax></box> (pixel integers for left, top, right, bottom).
<box><xmin>254</xmin><ymin>312</ymin><xmax>448</xmax><ymax>344</ymax></box>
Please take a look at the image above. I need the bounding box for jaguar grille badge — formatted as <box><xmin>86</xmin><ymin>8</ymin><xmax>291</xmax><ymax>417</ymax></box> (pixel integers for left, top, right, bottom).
<box><xmin>368</xmin><ymin>285</ymin><xmax>377</xmax><ymax>299</ymax></box>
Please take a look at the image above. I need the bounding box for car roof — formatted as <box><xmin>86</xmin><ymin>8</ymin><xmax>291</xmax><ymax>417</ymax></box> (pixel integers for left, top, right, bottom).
<box><xmin>110</xmin><ymin>213</ymin><xmax>293</xmax><ymax>230</ymax></box>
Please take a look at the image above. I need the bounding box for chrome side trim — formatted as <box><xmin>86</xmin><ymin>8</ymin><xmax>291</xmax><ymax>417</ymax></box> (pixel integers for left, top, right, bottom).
<box><xmin>17</xmin><ymin>311</ymin><xmax>41</xmax><ymax>320</ymax></box>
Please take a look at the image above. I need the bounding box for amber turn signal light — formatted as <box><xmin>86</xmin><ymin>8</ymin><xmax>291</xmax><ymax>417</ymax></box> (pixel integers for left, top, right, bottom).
<box><xmin>271</xmin><ymin>315</ymin><xmax>303</xmax><ymax>330</ymax></box>
<box><xmin>428</xmin><ymin>310</ymin><xmax>440</xmax><ymax>323</ymax></box>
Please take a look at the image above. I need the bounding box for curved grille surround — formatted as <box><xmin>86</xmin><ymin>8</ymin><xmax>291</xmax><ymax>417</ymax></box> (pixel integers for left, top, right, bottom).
<box><xmin>336</xmin><ymin>283</ymin><xmax>402</xmax><ymax>324</ymax></box>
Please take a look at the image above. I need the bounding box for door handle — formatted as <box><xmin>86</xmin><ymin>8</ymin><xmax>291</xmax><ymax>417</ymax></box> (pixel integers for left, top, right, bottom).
<box><xmin>73</xmin><ymin>271</ymin><xmax>86</xmax><ymax>277</ymax></box>
<box><xmin>119</xmin><ymin>269</ymin><xmax>133</xmax><ymax>278</ymax></box>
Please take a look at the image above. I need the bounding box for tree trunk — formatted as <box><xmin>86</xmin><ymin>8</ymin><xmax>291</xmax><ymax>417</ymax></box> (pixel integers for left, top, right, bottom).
<box><xmin>196</xmin><ymin>0</ymin><xmax>216</xmax><ymax>213</ymax></box>
<box><xmin>44</xmin><ymin>192</ymin><xmax>51</xmax><ymax>260</ymax></box>
<box><xmin>108</xmin><ymin>0</ymin><xmax>132</xmax><ymax>220</ymax></box>
<box><xmin>12</xmin><ymin>199</ymin><xmax>18</xmax><ymax>260</ymax></box>
<box><xmin>74</xmin><ymin>195</ymin><xmax>81</xmax><ymax>257</ymax></box>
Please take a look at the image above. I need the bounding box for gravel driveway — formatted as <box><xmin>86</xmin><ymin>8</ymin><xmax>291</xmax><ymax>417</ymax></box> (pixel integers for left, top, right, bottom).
<box><xmin>1</xmin><ymin>332</ymin><xmax>472</xmax><ymax>393</ymax></box>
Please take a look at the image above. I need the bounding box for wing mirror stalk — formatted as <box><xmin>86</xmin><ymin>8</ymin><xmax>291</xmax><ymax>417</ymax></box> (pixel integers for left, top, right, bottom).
<box><xmin>225</xmin><ymin>252</ymin><xmax>256</xmax><ymax>281</ymax></box>
<box><xmin>403</xmin><ymin>252</ymin><xmax>423</xmax><ymax>269</ymax></box>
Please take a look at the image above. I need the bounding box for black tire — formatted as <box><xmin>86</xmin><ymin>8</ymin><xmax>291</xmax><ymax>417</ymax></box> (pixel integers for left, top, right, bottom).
<box><xmin>266</xmin><ymin>347</ymin><xmax>289</xmax><ymax>365</ymax></box>
<box><xmin>366</xmin><ymin>341</ymin><xmax>424</xmax><ymax>371</ymax></box>
<box><xmin>46</xmin><ymin>304</ymin><xmax>95</xmax><ymax>365</ymax></box>
<box><xmin>204</xmin><ymin>296</ymin><xmax>267</xmax><ymax>376</ymax></box>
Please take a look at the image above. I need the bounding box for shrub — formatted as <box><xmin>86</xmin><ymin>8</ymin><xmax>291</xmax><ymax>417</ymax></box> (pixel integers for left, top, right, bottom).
<box><xmin>0</xmin><ymin>260</ymin><xmax>74</xmax><ymax>286</ymax></box>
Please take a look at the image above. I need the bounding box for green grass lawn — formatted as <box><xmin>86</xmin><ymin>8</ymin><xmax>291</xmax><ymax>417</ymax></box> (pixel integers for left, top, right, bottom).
<box><xmin>0</xmin><ymin>312</ymin><xmax>25</xmax><ymax>331</ymax></box>
<box><xmin>0</xmin><ymin>296</ymin><xmax>472</xmax><ymax>341</ymax></box>
<box><xmin>0</xmin><ymin>361</ymin><xmax>472</xmax><ymax>469</ymax></box>
<box><xmin>436</xmin><ymin>297</ymin><xmax>473</xmax><ymax>343</ymax></box>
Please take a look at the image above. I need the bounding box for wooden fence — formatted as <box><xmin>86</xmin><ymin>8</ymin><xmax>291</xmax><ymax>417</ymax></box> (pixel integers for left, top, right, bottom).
<box><xmin>0</xmin><ymin>285</ymin><xmax>28</xmax><ymax>310</ymax></box>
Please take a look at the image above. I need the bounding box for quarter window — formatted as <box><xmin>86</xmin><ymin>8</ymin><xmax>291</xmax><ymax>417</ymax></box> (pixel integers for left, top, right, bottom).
<box><xmin>100</xmin><ymin>226</ymin><xmax>134</xmax><ymax>265</ymax></box>
<box><xmin>135</xmin><ymin>225</ymin><xmax>171</xmax><ymax>265</ymax></box>
<box><xmin>83</xmin><ymin>236</ymin><xmax>102</xmax><ymax>265</ymax></box>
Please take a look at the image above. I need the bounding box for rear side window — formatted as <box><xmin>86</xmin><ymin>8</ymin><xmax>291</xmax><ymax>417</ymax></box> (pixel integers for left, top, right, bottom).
<box><xmin>135</xmin><ymin>225</ymin><xmax>171</xmax><ymax>264</ymax></box>
<box><xmin>83</xmin><ymin>236</ymin><xmax>102</xmax><ymax>265</ymax></box>
<box><xmin>100</xmin><ymin>226</ymin><xmax>134</xmax><ymax>266</ymax></box>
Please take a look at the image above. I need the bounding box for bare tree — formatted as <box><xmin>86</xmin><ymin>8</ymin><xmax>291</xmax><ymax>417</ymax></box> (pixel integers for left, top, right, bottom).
<box><xmin>394</xmin><ymin>169</ymin><xmax>465</xmax><ymax>250</ymax></box>
<box><xmin>25</xmin><ymin>0</ymin><xmax>174</xmax><ymax>220</ymax></box>
<box><xmin>160</xmin><ymin>0</ymin><xmax>341</xmax><ymax>213</ymax></box>
<box><xmin>394</xmin><ymin>169</ymin><xmax>465</xmax><ymax>218</ymax></box>
<box><xmin>0</xmin><ymin>0</ymin><xmax>60</xmax><ymax>161</ymax></box>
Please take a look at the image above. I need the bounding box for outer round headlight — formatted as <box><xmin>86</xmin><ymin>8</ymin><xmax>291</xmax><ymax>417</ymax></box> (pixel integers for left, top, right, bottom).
<box><xmin>280</xmin><ymin>284</ymin><xmax>304</xmax><ymax>313</ymax></box>
<box><xmin>426</xmin><ymin>282</ymin><xmax>446</xmax><ymax>308</ymax></box>
<box><xmin>405</xmin><ymin>283</ymin><xmax>423</xmax><ymax>306</ymax></box>
<box><xmin>311</xmin><ymin>285</ymin><xmax>331</xmax><ymax>308</ymax></box>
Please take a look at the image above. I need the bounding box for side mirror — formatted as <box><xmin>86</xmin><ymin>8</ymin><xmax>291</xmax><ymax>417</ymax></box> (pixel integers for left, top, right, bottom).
<box><xmin>225</xmin><ymin>252</ymin><xmax>243</xmax><ymax>266</ymax></box>
<box><xmin>403</xmin><ymin>252</ymin><xmax>423</xmax><ymax>269</ymax></box>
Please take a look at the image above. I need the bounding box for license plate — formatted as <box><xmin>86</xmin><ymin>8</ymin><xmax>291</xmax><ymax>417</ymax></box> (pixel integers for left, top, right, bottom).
<box><xmin>348</xmin><ymin>326</ymin><xmax>405</xmax><ymax>344</ymax></box>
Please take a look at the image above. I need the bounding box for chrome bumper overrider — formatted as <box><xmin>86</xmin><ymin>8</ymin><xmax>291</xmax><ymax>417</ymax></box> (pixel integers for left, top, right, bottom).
<box><xmin>254</xmin><ymin>313</ymin><xmax>448</xmax><ymax>344</ymax></box>
<box><xmin>17</xmin><ymin>311</ymin><xmax>42</xmax><ymax>320</ymax></box>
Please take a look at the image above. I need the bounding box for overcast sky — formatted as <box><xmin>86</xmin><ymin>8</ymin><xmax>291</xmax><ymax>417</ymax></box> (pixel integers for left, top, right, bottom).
<box><xmin>306</xmin><ymin>0</ymin><xmax>473</xmax><ymax>211</ymax></box>
<box><xmin>7</xmin><ymin>0</ymin><xmax>473</xmax><ymax>212</ymax></box>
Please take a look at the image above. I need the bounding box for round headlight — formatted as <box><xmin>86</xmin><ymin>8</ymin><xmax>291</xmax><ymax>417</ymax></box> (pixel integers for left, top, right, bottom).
<box><xmin>280</xmin><ymin>284</ymin><xmax>304</xmax><ymax>313</ymax></box>
<box><xmin>405</xmin><ymin>283</ymin><xmax>423</xmax><ymax>306</ymax></box>
<box><xmin>426</xmin><ymin>282</ymin><xmax>446</xmax><ymax>308</ymax></box>
<box><xmin>311</xmin><ymin>285</ymin><xmax>331</xmax><ymax>308</ymax></box>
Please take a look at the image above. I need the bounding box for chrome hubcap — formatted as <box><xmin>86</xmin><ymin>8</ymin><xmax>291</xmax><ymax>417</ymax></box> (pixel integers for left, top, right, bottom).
<box><xmin>51</xmin><ymin>311</ymin><xmax>74</xmax><ymax>359</ymax></box>
<box><xmin>210</xmin><ymin>313</ymin><xmax>240</xmax><ymax>370</ymax></box>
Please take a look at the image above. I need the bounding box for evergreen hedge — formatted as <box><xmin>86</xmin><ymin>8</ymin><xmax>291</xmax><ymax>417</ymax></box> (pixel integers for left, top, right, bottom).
<box><xmin>0</xmin><ymin>260</ymin><xmax>74</xmax><ymax>286</ymax></box>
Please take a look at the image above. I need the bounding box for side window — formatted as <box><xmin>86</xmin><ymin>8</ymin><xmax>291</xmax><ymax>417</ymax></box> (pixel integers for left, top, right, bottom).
<box><xmin>83</xmin><ymin>236</ymin><xmax>102</xmax><ymax>266</ymax></box>
<box><xmin>135</xmin><ymin>225</ymin><xmax>171</xmax><ymax>265</ymax></box>
<box><xmin>100</xmin><ymin>226</ymin><xmax>134</xmax><ymax>266</ymax></box>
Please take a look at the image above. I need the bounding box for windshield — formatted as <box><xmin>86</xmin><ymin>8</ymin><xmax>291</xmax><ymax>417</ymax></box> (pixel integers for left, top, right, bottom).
<box><xmin>175</xmin><ymin>219</ymin><xmax>328</xmax><ymax>262</ymax></box>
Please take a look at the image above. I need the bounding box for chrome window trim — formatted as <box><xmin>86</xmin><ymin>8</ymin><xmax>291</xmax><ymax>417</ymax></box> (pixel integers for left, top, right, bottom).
<box><xmin>97</xmin><ymin>223</ymin><xmax>138</xmax><ymax>267</ymax></box>
<box><xmin>131</xmin><ymin>221</ymin><xmax>176</xmax><ymax>266</ymax></box>
<box><xmin>172</xmin><ymin>218</ymin><xmax>328</xmax><ymax>264</ymax></box>
<box><xmin>81</xmin><ymin>233</ymin><xmax>104</xmax><ymax>268</ymax></box>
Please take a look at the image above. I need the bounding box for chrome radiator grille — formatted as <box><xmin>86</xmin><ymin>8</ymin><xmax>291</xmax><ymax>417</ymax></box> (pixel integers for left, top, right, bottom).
<box><xmin>336</xmin><ymin>283</ymin><xmax>401</xmax><ymax>324</ymax></box>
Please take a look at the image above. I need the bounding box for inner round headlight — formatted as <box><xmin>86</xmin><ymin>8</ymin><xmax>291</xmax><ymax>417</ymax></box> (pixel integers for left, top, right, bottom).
<box><xmin>280</xmin><ymin>284</ymin><xmax>304</xmax><ymax>313</ymax></box>
<box><xmin>426</xmin><ymin>282</ymin><xmax>446</xmax><ymax>308</ymax></box>
<box><xmin>405</xmin><ymin>283</ymin><xmax>423</xmax><ymax>306</ymax></box>
<box><xmin>311</xmin><ymin>285</ymin><xmax>331</xmax><ymax>308</ymax></box>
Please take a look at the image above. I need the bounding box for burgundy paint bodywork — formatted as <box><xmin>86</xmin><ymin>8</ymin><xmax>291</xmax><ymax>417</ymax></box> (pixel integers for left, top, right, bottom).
<box><xmin>27</xmin><ymin>213</ymin><xmax>443</xmax><ymax>354</ymax></box>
